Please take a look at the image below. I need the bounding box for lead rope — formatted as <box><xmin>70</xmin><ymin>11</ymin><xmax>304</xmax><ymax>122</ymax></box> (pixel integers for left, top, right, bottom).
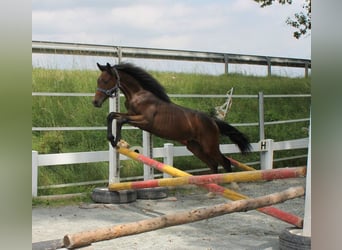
<box><xmin>215</xmin><ymin>87</ymin><xmax>234</xmax><ymax>120</ymax></box>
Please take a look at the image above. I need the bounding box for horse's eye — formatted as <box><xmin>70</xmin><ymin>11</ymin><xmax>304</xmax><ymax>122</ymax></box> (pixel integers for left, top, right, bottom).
<box><xmin>99</xmin><ymin>78</ymin><xmax>109</xmax><ymax>84</ymax></box>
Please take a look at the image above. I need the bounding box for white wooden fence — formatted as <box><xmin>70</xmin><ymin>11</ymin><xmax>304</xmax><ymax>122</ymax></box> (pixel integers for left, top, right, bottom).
<box><xmin>32</xmin><ymin>137</ymin><xmax>308</xmax><ymax>197</ymax></box>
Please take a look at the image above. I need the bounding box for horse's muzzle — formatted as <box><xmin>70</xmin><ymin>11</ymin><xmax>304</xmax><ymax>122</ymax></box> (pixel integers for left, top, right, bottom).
<box><xmin>92</xmin><ymin>99</ymin><xmax>102</xmax><ymax>108</ymax></box>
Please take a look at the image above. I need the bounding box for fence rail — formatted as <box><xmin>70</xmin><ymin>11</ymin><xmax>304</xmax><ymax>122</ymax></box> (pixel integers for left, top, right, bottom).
<box><xmin>37</xmin><ymin>154</ymin><xmax>308</xmax><ymax>190</ymax></box>
<box><xmin>32</xmin><ymin>118</ymin><xmax>310</xmax><ymax>132</ymax></box>
<box><xmin>32</xmin><ymin>40</ymin><xmax>311</xmax><ymax>76</ymax></box>
<box><xmin>32</xmin><ymin>138</ymin><xmax>308</xmax><ymax>196</ymax></box>
<box><xmin>32</xmin><ymin>92</ymin><xmax>311</xmax><ymax>98</ymax></box>
<box><xmin>32</xmin><ymin>93</ymin><xmax>310</xmax><ymax>131</ymax></box>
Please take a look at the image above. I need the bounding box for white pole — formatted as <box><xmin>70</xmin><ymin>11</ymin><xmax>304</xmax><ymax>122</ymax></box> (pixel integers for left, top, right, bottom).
<box><xmin>261</xmin><ymin>139</ymin><xmax>274</xmax><ymax>170</ymax></box>
<box><xmin>258</xmin><ymin>92</ymin><xmax>267</xmax><ymax>169</ymax></box>
<box><xmin>163</xmin><ymin>143</ymin><xmax>174</xmax><ymax>178</ymax></box>
<box><xmin>108</xmin><ymin>97</ymin><xmax>120</xmax><ymax>184</ymax></box>
<box><xmin>143</xmin><ymin>131</ymin><xmax>154</xmax><ymax>180</ymax></box>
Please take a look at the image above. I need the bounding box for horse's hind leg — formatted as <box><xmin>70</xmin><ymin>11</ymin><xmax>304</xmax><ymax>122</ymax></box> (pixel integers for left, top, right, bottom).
<box><xmin>198</xmin><ymin>137</ymin><xmax>233</xmax><ymax>173</ymax></box>
<box><xmin>185</xmin><ymin>140</ymin><xmax>219</xmax><ymax>173</ymax></box>
<box><xmin>201</xmin><ymin>145</ymin><xmax>233</xmax><ymax>173</ymax></box>
<box><xmin>217</xmin><ymin>154</ymin><xmax>232</xmax><ymax>173</ymax></box>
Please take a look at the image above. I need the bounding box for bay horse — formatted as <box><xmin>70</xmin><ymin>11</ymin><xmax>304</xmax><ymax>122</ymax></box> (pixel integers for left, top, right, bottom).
<box><xmin>93</xmin><ymin>63</ymin><xmax>251</xmax><ymax>173</ymax></box>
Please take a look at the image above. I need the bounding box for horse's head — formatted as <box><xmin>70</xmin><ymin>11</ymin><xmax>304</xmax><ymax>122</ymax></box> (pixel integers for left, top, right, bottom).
<box><xmin>92</xmin><ymin>63</ymin><xmax>120</xmax><ymax>107</ymax></box>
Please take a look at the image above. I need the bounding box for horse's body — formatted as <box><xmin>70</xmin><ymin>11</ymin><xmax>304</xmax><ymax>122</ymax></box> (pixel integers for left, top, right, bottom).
<box><xmin>93</xmin><ymin>63</ymin><xmax>251</xmax><ymax>173</ymax></box>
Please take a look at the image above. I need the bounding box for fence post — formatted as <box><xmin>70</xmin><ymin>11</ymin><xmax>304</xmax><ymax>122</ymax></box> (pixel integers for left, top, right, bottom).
<box><xmin>258</xmin><ymin>92</ymin><xmax>265</xmax><ymax>140</ymax></box>
<box><xmin>143</xmin><ymin>131</ymin><xmax>154</xmax><ymax>180</ymax></box>
<box><xmin>32</xmin><ymin>151</ymin><xmax>38</xmax><ymax>197</ymax></box>
<box><xmin>163</xmin><ymin>143</ymin><xmax>174</xmax><ymax>178</ymax></box>
<box><xmin>267</xmin><ymin>57</ymin><xmax>271</xmax><ymax>76</ymax></box>
<box><xmin>305</xmin><ymin>62</ymin><xmax>309</xmax><ymax>78</ymax></box>
<box><xmin>117</xmin><ymin>46</ymin><xmax>122</xmax><ymax>63</ymax></box>
<box><xmin>224</xmin><ymin>54</ymin><xmax>229</xmax><ymax>75</ymax></box>
<box><xmin>108</xmin><ymin>97</ymin><xmax>120</xmax><ymax>184</ymax></box>
<box><xmin>260</xmin><ymin>139</ymin><xmax>274</xmax><ymax>170</ymax></box>
<box><xmin>107</xmin><ymin>46</ymin><xmax>123</xmax><ymax>184</ymax></box>
<box><xmin>258</xmin><ymin>92</ymin><xmax>265</xmax><ymax>168</ymax></box>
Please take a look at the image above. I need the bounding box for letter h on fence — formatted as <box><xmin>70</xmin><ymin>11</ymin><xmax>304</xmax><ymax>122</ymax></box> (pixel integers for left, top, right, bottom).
<box><xmin>260</xmin><ymin>140</ymin><xmax>267</xmax><ymax>150</ymax></box>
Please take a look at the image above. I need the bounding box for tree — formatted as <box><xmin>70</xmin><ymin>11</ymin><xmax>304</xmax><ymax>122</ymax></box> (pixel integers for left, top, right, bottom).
<box><xmin>254</xmin><ymin>0</ymin><xmax>311</xmax><ymax>39</ymax></box>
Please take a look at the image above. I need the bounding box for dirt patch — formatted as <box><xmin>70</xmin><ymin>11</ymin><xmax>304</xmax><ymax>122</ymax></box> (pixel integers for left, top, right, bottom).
<box><xmin>32</xmin><ymin>178</ymin><xmax>305</xmax><ymax>250</ymax></box>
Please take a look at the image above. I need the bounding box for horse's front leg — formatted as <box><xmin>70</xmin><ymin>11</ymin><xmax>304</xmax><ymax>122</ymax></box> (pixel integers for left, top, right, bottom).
<box><xmin>107</xmin><ymin>112</ymin><xmax>129</xmax><ymax>147</ymax></box>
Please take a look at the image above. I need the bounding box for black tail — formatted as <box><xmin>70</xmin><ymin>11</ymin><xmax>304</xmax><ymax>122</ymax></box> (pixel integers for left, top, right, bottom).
<box><xmin>214</xmin><ymin>119</ymin><xmax>252</xmax><ymax>154</ymax></box>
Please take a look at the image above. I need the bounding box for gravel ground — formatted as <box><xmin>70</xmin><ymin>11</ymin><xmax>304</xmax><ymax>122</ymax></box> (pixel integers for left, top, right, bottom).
<box><xmin>32</xmin><ymin>178</ymin><xmax>306</xmax><ymax>250</ymax></box>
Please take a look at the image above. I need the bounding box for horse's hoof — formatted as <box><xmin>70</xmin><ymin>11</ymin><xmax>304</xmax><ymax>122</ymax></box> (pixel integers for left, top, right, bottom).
<box><xmin>107</xmin><ymin>136</ymin><xmax>118</xmax><ymax>148</ymax></box>
<box><xmin>107</xmin><ymin>135</ymin><xmax>115</xmax><ymax>141</ymax></box>
<box><xmin>111</xmin><ymin>140</ymin><xmax>119</xmax><ymax>148</ymax></box>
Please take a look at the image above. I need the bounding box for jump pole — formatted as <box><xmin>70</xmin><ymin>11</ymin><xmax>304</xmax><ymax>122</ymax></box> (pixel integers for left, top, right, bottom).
<box><xmin>109</xmin><ymin>167</ymin><xmax>306</xmax><ymax>191</ymax></box>
<box><xmin>227</xmin><ymin>157</ymin><xmax>256</xmax><ymax>171</ymax></box>
<box><xmin>116</xmin><ymin>146</ymin><xmax>304</xmax><ymax>228</ymax></box>
<box><xmin>64</xmin><ymin>186</ymin><xmax>305</xmax><ymax>249</ymax></box>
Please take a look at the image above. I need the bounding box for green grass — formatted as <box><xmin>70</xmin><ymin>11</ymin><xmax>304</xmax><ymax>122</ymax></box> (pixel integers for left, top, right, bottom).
<box><xmin>32</xmin><ymin>68</ymin><xmax>311</xmax><ymax>196</ymax></box>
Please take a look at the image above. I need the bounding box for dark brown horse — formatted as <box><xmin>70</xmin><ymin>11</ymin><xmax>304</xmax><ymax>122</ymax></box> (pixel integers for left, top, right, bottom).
<box><xmin>93</xmin><ymin>63</ymin><xmax>251</xmax><ymax>173</ymax></box>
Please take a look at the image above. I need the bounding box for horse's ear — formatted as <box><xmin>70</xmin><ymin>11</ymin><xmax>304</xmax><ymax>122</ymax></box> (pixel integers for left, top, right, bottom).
<box><xmin>106</xmin><ymin>63</ymin><xmax>113</xmax><ymax>76</ymax></box>
<box><xmin>97</xmin><ymin>63</ymin><xmax>105</xmax><ymax>71</ymax></box>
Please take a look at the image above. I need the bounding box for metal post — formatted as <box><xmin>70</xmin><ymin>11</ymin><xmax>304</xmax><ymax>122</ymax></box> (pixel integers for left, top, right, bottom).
<box><xmin>117</xmin><ymin>46</ymin><xmax>122</xmax><ymax>63</ymax></box>
<box><xmin>305</xmin><ymin>62</ymin><xmax>309</xmax><ymax>78</ymax></box>
<box><xmin>143</xmin><ymin>131</ymin><xmax>154</xmax><ymax>180</ymax></box>
<box><xmin>267</xmin><ymin>57</ymin><xmax>271</xmax><ymax>76</ymax></box>
<box><xmin>32</xmin><ymin>151</ymin><xmax>38</xmax><ymax>197</ymax></box>
<box><xmin>163</xmin><ymin>143</ymin><xmax>174</xmax><ymax>178</ymax></box>
<box><xmin>224</xmin><ymin>54</ymin><xmax>229</xmax><ymax>75</ymax></box>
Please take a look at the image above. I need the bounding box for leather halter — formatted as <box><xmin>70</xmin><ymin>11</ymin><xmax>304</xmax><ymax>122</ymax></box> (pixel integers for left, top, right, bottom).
<box><xmin>96</xmin><ymin>67</ymin><xmax>120</xmax><ymax>97</ymax></box>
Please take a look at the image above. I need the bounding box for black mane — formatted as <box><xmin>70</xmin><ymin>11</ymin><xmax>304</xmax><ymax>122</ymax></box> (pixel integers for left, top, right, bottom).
<box><xmin>114</xmin><ymin>63</ymin><xmax>171</xmax><ymax>103</ymax></box>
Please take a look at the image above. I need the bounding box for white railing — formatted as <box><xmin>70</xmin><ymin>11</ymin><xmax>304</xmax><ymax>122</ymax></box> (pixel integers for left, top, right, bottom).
<box><xmin>32</xmin><ymin>92</ymin><xmax>310</xmax><ymax>131</ymax></box>
<box><xmin>32</xmin><ymin>138</ymin><xmax>308</xmax><ymax>197</ymax></box>
<box><xmin>32</xmin><ymin>40</ymin><xmax>311</xmax><ymax>77</ymax></box>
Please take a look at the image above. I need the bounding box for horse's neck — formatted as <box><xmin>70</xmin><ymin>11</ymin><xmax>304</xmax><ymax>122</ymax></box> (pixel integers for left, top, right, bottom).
<box><xmin>118</xmin><ymin>72</ymin><xmax>143</xmax><ymax>100</ymax></box>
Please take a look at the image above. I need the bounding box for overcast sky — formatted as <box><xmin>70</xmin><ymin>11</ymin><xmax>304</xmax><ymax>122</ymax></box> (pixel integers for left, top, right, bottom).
<box><xmin>32</xmin><ymin>0</ymin><xmax>311</xmax><ymax>75</ymax></box>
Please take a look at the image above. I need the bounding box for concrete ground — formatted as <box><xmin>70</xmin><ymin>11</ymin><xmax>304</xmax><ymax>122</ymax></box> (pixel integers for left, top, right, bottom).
<box><xmin>32</xmin><ymin>178</ymin><xmax>305</xmax><ymax>250</ymax></box>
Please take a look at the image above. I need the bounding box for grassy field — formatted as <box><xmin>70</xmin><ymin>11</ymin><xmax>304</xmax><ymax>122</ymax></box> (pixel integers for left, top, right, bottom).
<box><xmin>32</xmin><ymin>68</ymin><xmax>311</xmax><ymax>195</ymax></box>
